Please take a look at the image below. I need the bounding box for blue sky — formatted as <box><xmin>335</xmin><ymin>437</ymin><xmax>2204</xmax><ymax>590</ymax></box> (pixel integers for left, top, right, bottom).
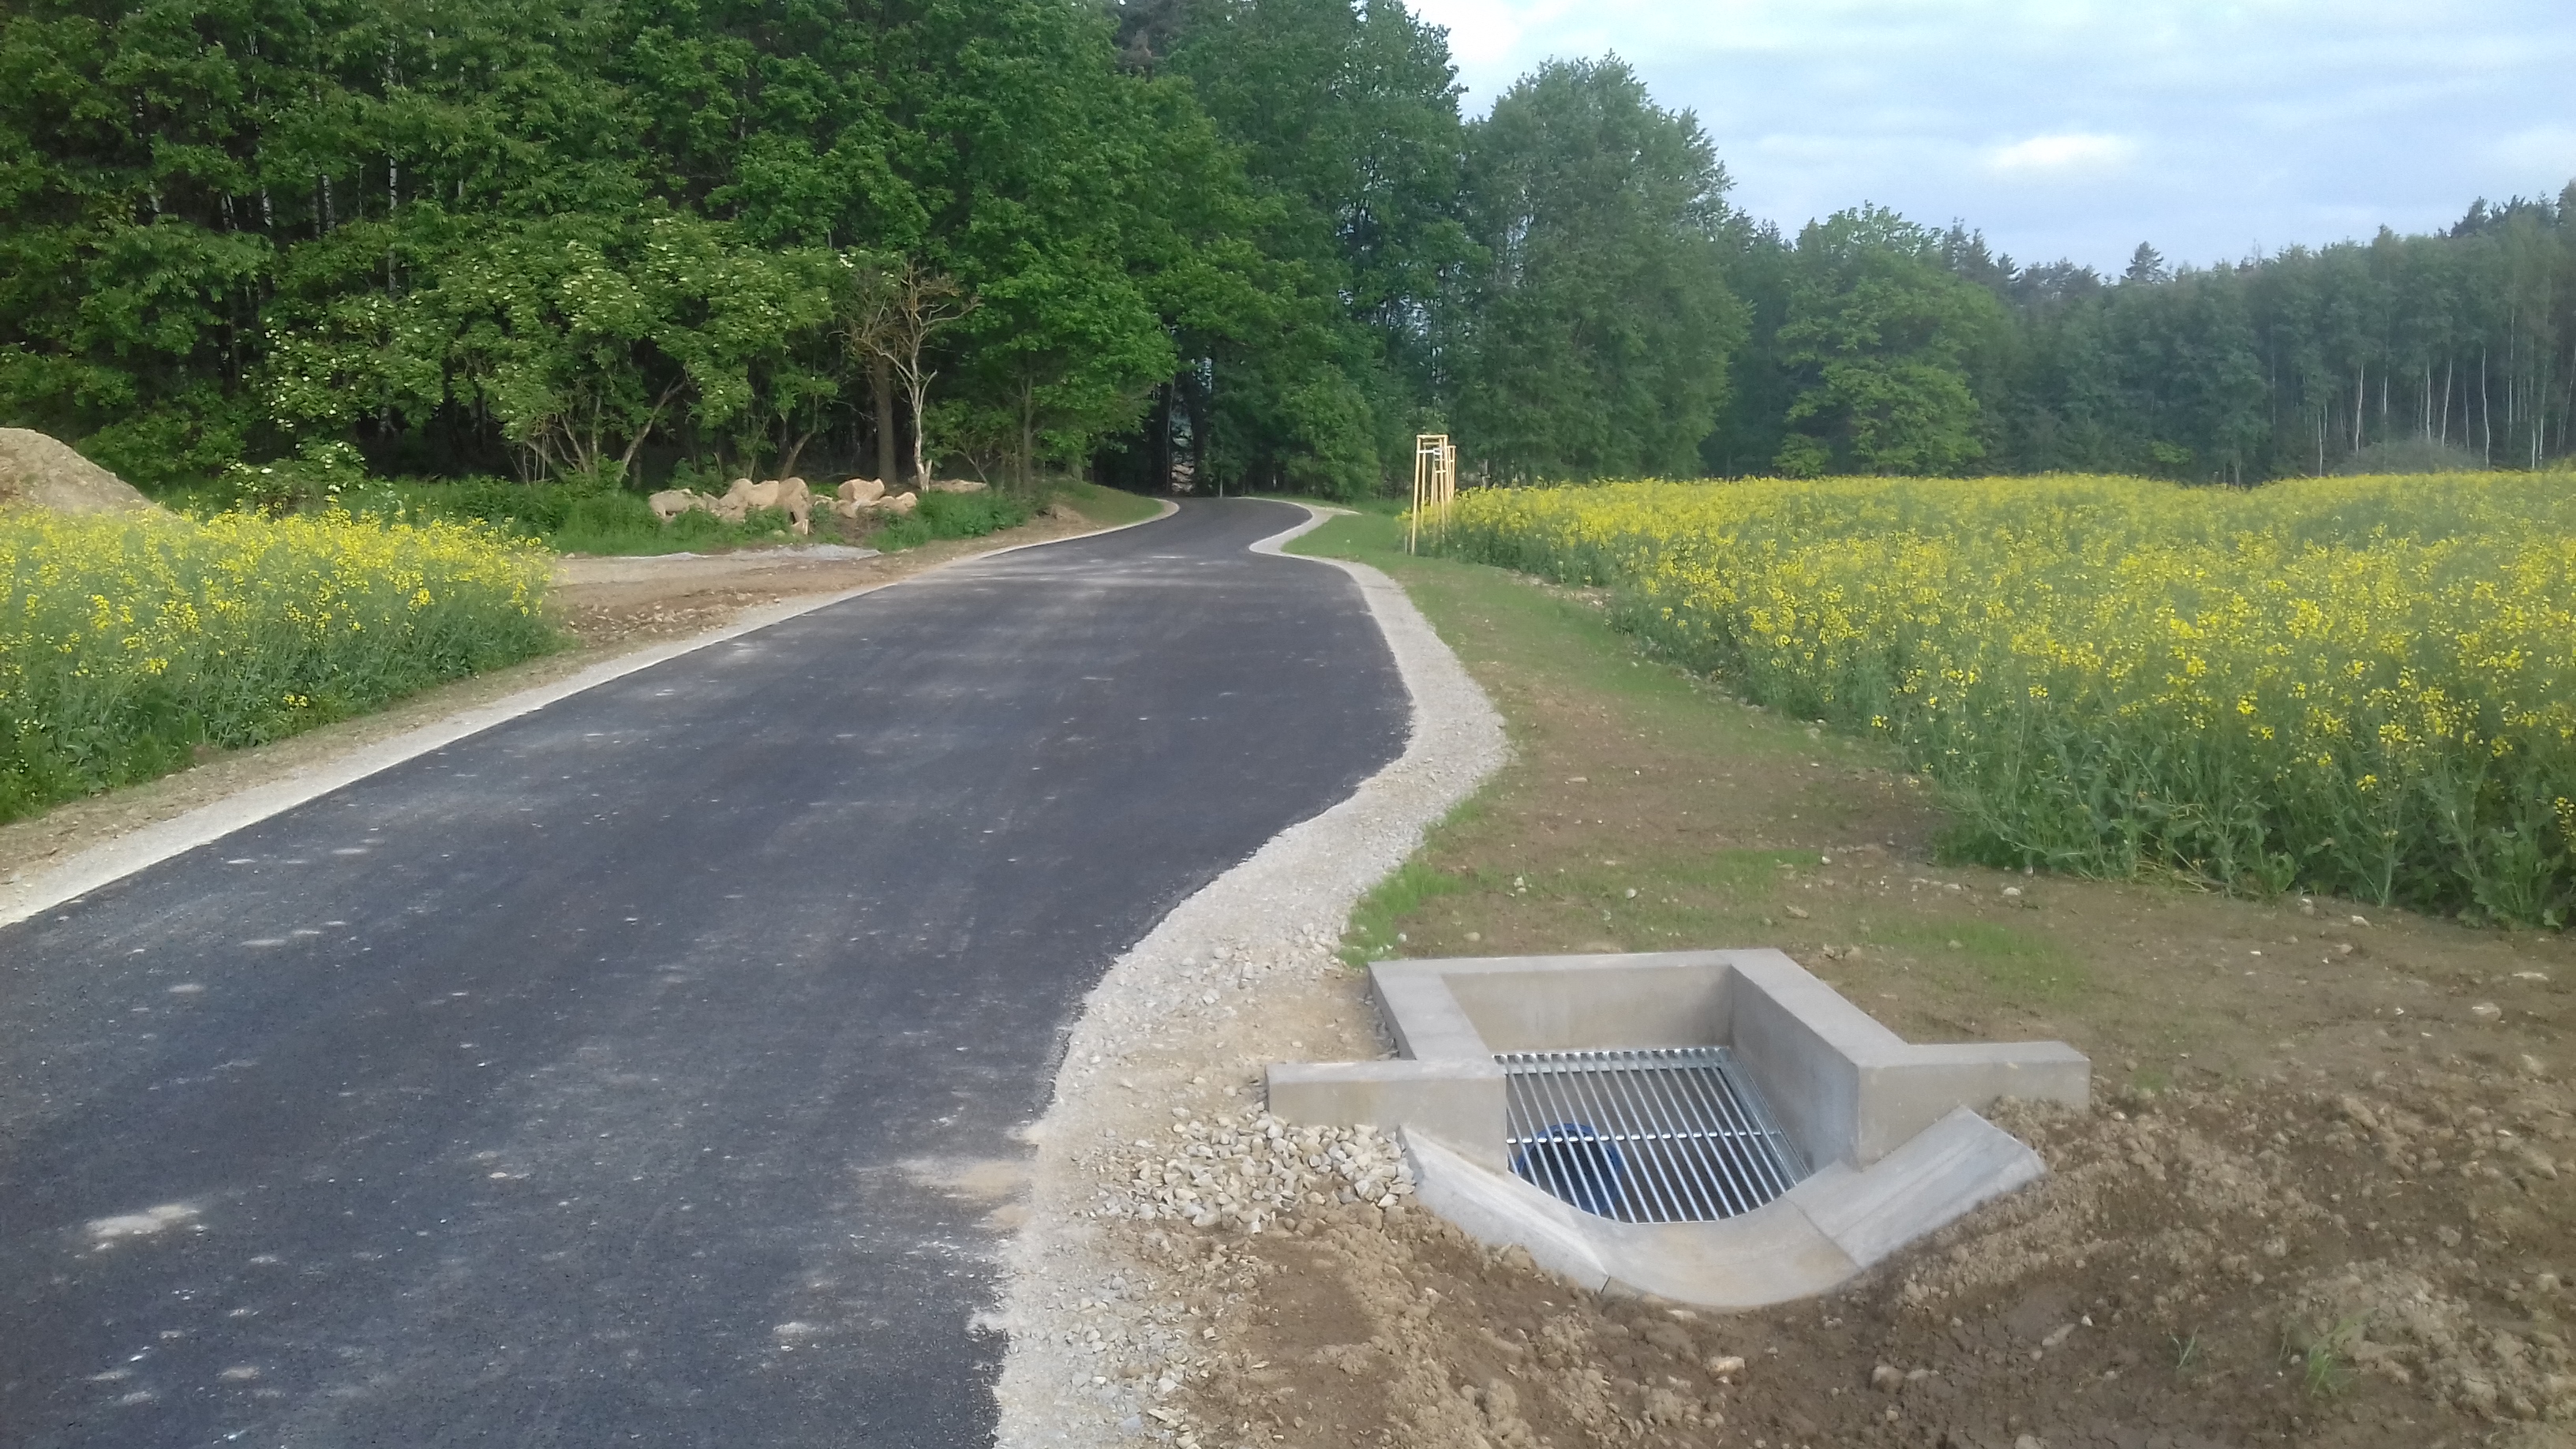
<box><xmin>1408</xmin><ymin>0</ymin><xmax>2576</xmax><ymax>274</ymax></box>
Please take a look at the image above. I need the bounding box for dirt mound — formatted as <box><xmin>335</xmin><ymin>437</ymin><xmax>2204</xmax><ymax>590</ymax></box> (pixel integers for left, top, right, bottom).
<box><xmin>0</xmin><ymin>429</ymin><xmax>159</xmax><ymax>515</ymax></box>
<box><xmin>1178</xmin><ymin>1061</ymin><xmax>2576</xmax><ymax>1449</ymax></box>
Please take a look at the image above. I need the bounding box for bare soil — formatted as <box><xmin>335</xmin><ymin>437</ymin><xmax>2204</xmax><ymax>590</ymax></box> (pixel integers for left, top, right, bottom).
<box><xmin>0</xmin><ymin>504</ymin><xmax>1120</xmax><ymax>888</ymax></box>
<box><xmin>1176</xmin><ymin>541</ymin><xmax>2576</xmax><ymax>1449</ymax></box>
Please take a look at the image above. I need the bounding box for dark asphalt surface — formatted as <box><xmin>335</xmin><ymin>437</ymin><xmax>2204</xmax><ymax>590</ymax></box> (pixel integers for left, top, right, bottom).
<box><xmin>0</xmin><ymin>500</ymin><xmax>1409</xmax><ymax>1448</ymax></box>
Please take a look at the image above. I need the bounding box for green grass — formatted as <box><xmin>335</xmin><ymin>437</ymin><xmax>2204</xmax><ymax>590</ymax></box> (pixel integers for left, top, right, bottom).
<box><xmin>1285</xmin><ymin>508</ymin><xmax>1867</xmax><ymax>962</ymax></box>
<box><xmin>871</xmin><ymin>490</ymin><xmax>1032</xmax><ymax>551</ymax></box>
<box><xmin>1058</xmin><ymin>481</ymin><xmax>1165</xmax><ymax>526</ymax></box>
<box><xmin>1870</xmin><ymin>919</ymin><xmax>2089</xmax><ymax>1002</ymax></box>
<box><xmin>1282</xmin><ymin>500</ymin><xmax>2125</xmax><ymax>1043</ymax></box>
<box><xmin>1342</xmin><ymin>858</ymin><xmax>1477</xmax><ymax>966</ymax></box>
<box><xmin>2286</xmin><ymin>1319</ymin><xmax>2361</xmax><ymax>1399</ymax></box>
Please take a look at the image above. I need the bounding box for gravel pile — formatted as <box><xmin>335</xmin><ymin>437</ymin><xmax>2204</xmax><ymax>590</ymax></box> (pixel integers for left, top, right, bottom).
<box><xmin>1101</xmin><ymin>1112</ymin><xmax>1417</xmax><ymax>1231</ymax></box>
<box><xmin>992</xmin><ymin>508</ymin><xmax>1507</xmax><ymax>1448</ymax></box>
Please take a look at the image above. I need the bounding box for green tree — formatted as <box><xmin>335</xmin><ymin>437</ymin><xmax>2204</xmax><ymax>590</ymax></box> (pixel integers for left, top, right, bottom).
<box><xmin>1455</xmin><ymin>57</ymin><xmax>1743</xmax><ymax>482</ymax></box>
<box><xmin>1770</xmin><ymin>205</ymin><xmax>2008</xmax><ymax>476</ymax></box>
<box><xmin>1137</xmin><ymin>0</ymin><xmax>1480</xmax><ymax>496</ymax></box>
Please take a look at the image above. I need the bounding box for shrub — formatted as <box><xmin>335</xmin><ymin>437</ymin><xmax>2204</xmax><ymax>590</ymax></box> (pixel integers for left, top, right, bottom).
<box><xmin>872</xmin><ymin>489</ymin><xmax>1032</xmax><ymax>550</ymax></box>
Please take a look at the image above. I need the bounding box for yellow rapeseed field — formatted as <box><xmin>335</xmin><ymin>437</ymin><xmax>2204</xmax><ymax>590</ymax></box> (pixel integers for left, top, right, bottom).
<box><xmin>2</xmin><ymin>509</ymin><xmax>554</xmax><ymax>820</ymax></box>
<box><xmin>1442</xmin><ymin>474</ymin><xmax>2576</xmax><ymax>924</ymax></box>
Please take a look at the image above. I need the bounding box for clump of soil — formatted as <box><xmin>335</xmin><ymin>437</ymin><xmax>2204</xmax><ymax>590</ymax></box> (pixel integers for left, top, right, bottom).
<box><xmin>0</xmin><ymin>429</ymin><xmax>161</xmax><ymax>514</ymax></box>
<box><xmin>1178</xmin><ymin>1058</ymin><xmax>2576</xmax><ymax>1448</ymax></box>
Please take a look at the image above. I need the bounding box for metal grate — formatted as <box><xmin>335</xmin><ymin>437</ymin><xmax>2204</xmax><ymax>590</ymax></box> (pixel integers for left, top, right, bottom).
<box><xmin>1500</xmin><ymin>1047</ymin><xmax>1809</xmax><ymax>1224</ymax></box>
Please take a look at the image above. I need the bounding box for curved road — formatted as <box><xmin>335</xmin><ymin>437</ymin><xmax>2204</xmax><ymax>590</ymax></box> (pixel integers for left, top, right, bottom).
<box><xmin>0</xmin><ymin>500</ymin><xmax>1408</xmax><ymax>1447</ymax></box>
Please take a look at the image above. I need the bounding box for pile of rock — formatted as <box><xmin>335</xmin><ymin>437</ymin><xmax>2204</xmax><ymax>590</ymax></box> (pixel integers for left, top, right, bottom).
<box><xmin>643</xmin><ymin>474</ymin><xmax>972</xmax><ymax>535</ymax></box>
<box><xmin>650</xmin><ymin>476</ymin><xmax>811</xmax><ymax>533</ymax></box>
<box><xmin>825</xmin><ymin>477</ymin><xmax>919</xmax><ymax>520</ymax></box>
<box><xmin>0</xmin><ymin>429</ymin><xmax>161</xmax><ymax>515</ymax></box>
<box><xmin>1099</xmin><ymin>1110</ymin><xmax>1415</xmax><ymax>1234</ymax></box>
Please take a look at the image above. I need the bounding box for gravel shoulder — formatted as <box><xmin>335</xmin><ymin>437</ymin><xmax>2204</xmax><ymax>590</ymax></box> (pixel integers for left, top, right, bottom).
<box><xmin>992</xmin><ymin>507</ymin><xmax>1508</xmax><ymax>1447</ymax></box>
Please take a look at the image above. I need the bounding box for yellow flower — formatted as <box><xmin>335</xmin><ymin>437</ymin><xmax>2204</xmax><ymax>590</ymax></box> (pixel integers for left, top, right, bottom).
<box><xmin>1441</xmin><ymin>470</ymin><xmax>2576</xmax><ymax>915</ymax></box>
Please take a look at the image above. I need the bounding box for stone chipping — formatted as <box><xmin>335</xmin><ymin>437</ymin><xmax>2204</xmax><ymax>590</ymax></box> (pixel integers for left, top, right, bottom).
<box><xmin>991</xmin><ymin>509</ymin><xmax>1506</xmax><ymax>1448</ymax></box>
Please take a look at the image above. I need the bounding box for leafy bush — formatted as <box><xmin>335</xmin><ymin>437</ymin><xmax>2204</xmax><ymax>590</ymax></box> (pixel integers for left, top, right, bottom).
<box><xmin>1443</xmin><ymin>474</ymin><xmax>2576</xmax><ymax>924</ymax></box>
<box><xmin>212</xmin><ymin>440</ymin><xmax>372</xmax><ymax>516</ymax></box>
<box><xmin>872</xmin><ymin>490</ymin><xmax>1032</xmax><ymax>550</ymax></box>
<box><xmin>205</xmin><ymin>473</ymin><xmax>801</xmax><ymax>555</ymax></box>
<box><xmin>0</xmin><ymin>510</ymin><xmax>556</xmax><ymax>821</ymax></box>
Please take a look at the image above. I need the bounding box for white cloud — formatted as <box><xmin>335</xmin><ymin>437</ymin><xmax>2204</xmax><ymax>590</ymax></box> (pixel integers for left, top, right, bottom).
<box><xmin>1407</xmin><ymin>0</ymin><xmax>1534</xmax><ymax>76</ymax></box>
<box><xmin>1399</xmin><ymin>0</ymin><xmax>2576</xmax><ymax>271</ymax></box>
<box><xmin>1986</xmin><ymin>133</ymin><xmax>2139</xmax><ymax>179</ymax></box>
<box><xmin>2488</xmin><ymin>125</ymin><xmax>2576</xmax><ymax>184</ymax></box>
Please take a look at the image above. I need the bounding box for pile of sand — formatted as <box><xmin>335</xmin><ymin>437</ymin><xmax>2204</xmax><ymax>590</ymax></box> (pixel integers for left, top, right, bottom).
<box><xmin>0</xmin><ymin>429</ymin><xmax>161</xmax><ymax>515</ymax></box>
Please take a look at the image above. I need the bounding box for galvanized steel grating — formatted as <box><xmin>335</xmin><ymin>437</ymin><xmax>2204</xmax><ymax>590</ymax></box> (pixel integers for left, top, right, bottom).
<box><xmin>1500</xmin><ymin>1047</ymin><xmax>1810</xmax><ymax>1223</ymax></box>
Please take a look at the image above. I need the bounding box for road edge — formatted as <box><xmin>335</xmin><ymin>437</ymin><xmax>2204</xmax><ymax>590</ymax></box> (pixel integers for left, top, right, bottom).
<box><xmin>992</xmin><ymin>503</ymin><xmax>1509</xmax><ymax>1446</ymax></box>
<box><xmin>0</xmin><ymin>500</ymin><xmax>1178</xmax><ymax>930</ymax></box>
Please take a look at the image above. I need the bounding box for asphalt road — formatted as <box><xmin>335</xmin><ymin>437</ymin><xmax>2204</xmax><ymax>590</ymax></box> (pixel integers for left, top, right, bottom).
<box><xmin>0</xmin><ymin>500</ymin><xmax>1409</xmax><ymax>1448</ymax></box>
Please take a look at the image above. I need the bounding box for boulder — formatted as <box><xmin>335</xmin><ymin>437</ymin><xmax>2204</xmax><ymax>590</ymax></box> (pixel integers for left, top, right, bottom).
<box><xmin>776</xmin><ymin>477</ymin><xmax>812</xmax><ymax>536</ymax></box>
<box><xmin>924</xmin><ymin>477</ymin><xmax>989</xmax><ymax>494</ymax></box>
<box><xmin>882</xmin><ymin>491</ymin><xmax>919</xmax><ymax>515</ymax></box>
<box><xmin>717</xmin><ymin>477</ymin><xmax>814</xmax><ymax>535</ymax></box>
<box><xmin>706</xmin><ymin>477</ymin><xmax>754</xmax><ymax>523</ymax></box>
<box><xmin>649</xmin><ymin>489</ymin><xmax>710</xmax><ymax>522</ymax></box>
<box><xmin>0</xmin><ymin>429</ymin><xmax>161</xmax><ymax>515</ymax></box>
<box><xmin>837</xmin><ymin>477</ymin><xmax>886</xmax><ymax>506</ymax></box>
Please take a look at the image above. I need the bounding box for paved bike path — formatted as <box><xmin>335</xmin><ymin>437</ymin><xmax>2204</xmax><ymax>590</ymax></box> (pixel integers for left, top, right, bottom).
<box><xmin>0</xmin><ymin>500</ymin><xmax>1407</xmax><ymax>1447</ymax></box>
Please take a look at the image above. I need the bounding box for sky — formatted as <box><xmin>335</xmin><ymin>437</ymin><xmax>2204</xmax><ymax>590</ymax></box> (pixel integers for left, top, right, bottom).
<box><xmin>1406</xmin><ymin>0</ymin><xmax>2576</xmax><ymax>275</ymax></box>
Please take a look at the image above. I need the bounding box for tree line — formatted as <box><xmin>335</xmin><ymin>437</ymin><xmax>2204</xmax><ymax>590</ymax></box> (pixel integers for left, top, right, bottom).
<box><xmin>2</xmin><ymin>0</ymin><xmax>2570</xmax><ymax>496</ymax></box>
<box><xmin>1708</xmin><ymin>193</ymin><xmax>2576</xmax><ymax>483</ymax></box>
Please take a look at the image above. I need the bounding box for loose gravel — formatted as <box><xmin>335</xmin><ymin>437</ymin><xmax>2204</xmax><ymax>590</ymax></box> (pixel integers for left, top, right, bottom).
<box><xmin>991</xmin><ymin>509</ymin><xmax>1506</xmax><ymax>1448</ymax></box>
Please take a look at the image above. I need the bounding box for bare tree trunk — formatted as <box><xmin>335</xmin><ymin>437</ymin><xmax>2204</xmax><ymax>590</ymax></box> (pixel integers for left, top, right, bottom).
<box><xmin>1018</xmin><ymin>376</ymin><xmax>1035</xmax><ymax>492</ymax></box>
<box><xmin>1148</xmin><ymin>384</ymin><xmax>1173</xmax><ymax>492</ymax></box>
<box><xmin>778</xmin><ymin>429</ymin><xmax>816</xmax><ymax>481</ymax></box>
<box><xmin>613</xmin><ymin>380</ymin><xmax>685</xmax><ymax>483</ymax></box>
<box><xmin>872</xmin><ymin>356</ymin><xmax>897</xmax><ymax>484</ymax></box>
<box><xmin>1185</xmin><ymin>363</ymin><xmax>1211</xmax><ymax>495</ymax></box>
<box><xmin>2481</xmin><ymin>348</ymin><xmax>2492</xmax><ymax>463</ymax></box>
<box><xmin>905</xmin><ymin>373</ymin><xmax>931</xmax><ymax>486</ymax></box>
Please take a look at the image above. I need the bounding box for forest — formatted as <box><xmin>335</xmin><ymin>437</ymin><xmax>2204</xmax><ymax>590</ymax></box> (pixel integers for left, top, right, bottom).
<box><xmin>2</xmin><ymin>0</ymin><xmax>2571</xmax><ymax>496</ymax></box>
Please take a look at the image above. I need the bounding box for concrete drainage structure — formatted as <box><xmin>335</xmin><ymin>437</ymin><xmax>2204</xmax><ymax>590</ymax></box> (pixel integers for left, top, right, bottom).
<box><xmin>1267</xmin><ymin>949</ymin><xmax>2090</xmax><ymax>1309</ymax></box>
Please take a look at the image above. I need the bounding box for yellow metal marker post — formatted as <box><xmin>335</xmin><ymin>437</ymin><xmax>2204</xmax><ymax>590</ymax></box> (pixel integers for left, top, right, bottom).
<box><xmin>1409</xmin><ymin>433</ymin><xmax>1455</xmax><ymax>555</ymax></box>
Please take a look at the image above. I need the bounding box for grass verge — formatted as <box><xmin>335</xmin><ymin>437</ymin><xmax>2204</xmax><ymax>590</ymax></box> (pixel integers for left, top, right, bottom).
<box><xmin>1284</xmin><ymin>503</ymin><xmax>2568</xmax><ymax>1077</ymax></box>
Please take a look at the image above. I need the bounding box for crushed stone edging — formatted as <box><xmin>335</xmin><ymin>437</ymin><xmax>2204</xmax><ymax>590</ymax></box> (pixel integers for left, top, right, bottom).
<box><xmin>994</xmin><ymin>506</ymin><xmax>1508</xmax><ymax>1447</ymax></box>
